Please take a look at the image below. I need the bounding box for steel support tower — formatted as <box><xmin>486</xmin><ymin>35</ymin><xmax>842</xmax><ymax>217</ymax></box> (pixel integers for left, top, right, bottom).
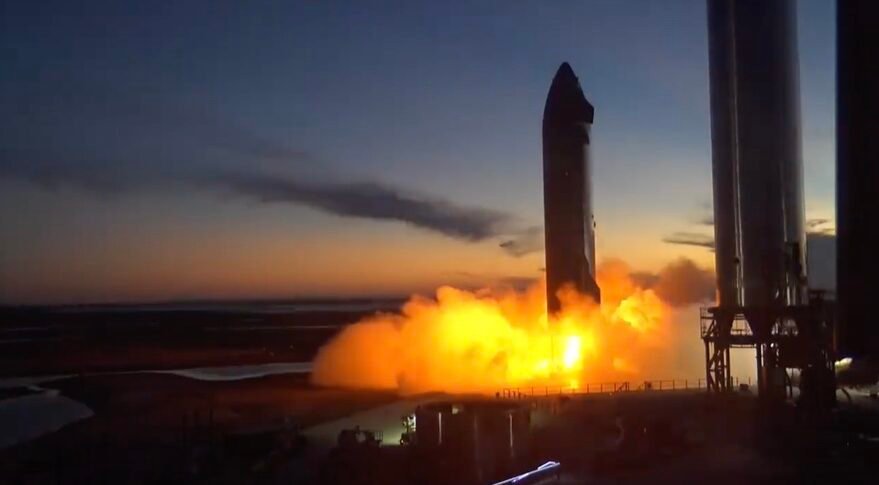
<box><xmin>700</xmin><ymin>295</ymin><xmax>836</xmax><ymax>408</ymax></box>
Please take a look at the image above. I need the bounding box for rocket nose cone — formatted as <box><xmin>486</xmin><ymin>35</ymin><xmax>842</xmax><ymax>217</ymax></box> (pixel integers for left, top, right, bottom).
<box><xmin>545</xmin><ymin>62</ymin><xmax>594</xmax><ymax>124</ymax></box>
<box><xmin>555</xmin><ymin>62</ymin><xmax>576</xmax><ymax>80</ymax></box>
<box><xmin>549</xmin><ymin>63</ymin><xmax>579</xmax><ymax>93</ymax></box>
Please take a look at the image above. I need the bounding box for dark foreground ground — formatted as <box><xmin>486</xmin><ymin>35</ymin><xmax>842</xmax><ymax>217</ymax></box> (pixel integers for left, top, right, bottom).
<box><xmin>537</xmin><ymin>390</ymin><xmax>879</xmax><ymax>484</ymax></box>
<box><xmin>311</xmin><ymin>389</ymin><xmax>879</xmax><ymax>485</ymax></box>
<box><xmin>0</xmin><ymin>302</ymin><xmax>404</xmax><ymax>483</ymax></box>
<box><xmin>2</xmin><ymin>304</ymin><xmax>879</xmax><ymax>484</ymax></box>
<box><xmin>0</xmin><ymin>372</ymin><xmax>400</xmax><ymax>484</ymax></box>
<box><xmin>5</xmin><ymin>377</ymin><xmax>878</xmax><ymax>485</ymax></box>
<box><xmin>0</xmin><ymin>301</ymin><xmax>401</xmax><ymax>376</ymax></box>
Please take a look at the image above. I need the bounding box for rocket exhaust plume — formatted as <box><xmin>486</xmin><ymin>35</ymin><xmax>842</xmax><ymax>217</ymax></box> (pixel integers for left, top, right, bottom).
<box><xmin>311</xmin><ymin>260</ymin><xmax>704</xmax><ymax>395</ymax></box>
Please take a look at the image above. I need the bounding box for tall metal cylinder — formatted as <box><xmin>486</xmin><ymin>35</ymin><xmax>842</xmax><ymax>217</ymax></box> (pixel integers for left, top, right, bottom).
<box><xmin>706</xmin><ymin>0</ymin><xmax>806</xmax><ymax>309</ymax></box>
<box><xmin>733</xmin><ymin>0</ymin><xmax>805</xmax><ymax>307</ymax></box>
<box><xmin>542</xmin><ymin>63</ymin><xmax>601</xmax><ymax>313</ymax></box>
<box><xmin>837</xmin><ymin>0</ymin><xmax>879</xmax><ymax>357</ymax></box>
<box><xmin>707</xmin><ymin>0</ymin><xmax>742</xmax><ymax>308</ymax></box>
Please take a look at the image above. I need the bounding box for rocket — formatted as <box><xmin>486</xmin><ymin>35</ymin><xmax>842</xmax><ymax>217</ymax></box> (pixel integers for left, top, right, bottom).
<box><xmin>543</xmin><ymin>62</ymin><xmax>601</xmax><ymax>314</ymax></box>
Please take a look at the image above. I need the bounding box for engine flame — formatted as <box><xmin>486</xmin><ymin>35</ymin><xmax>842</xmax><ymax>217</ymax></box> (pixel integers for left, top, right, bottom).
<box><xmin>312</xmin><ymin>260</ymin><xmax>683</xmax><ymax>394</ymax></box>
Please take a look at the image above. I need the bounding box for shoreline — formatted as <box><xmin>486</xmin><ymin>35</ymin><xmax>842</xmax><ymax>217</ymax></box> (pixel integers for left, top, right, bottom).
<box><xmin>0</xmin><ymin>370</ymin><xmax>403</xmax><ymax>468</ymax></box>
<box><xmin>0</xmin><ymin>305</ymin><xmax>386</xmax><ymax>378</ymax></box>
<box><xmin>0</xmin><ymin>360</ymin><xmax>315</xmax><ymax>390</ymax></box>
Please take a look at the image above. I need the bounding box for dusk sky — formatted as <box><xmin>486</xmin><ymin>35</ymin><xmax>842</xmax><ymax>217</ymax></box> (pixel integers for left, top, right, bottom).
<box><xmin>0</xmin><ymin>1</ymin><xmax>835</xmax><ymax>304</ymax></box>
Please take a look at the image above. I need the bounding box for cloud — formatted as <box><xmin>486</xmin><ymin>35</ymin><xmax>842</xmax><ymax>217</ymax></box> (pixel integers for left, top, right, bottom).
<box><xmin>695</xmin><ymin>214</ymin><xmax>714</xmax><ymax>226</ymax></box>
<box><xmin>806</xmin><ymin>218</ymin><xmax>829</xmax><ymax>229</ymax></box>
<box><xmin>499</xmin><ymin>226</ymin><xmax>544</xmax><ymax>257</ymax></box>
<box><xmin>214</xmin><ymin>173</ymin><xmax>511</xmax><ymax>241</ymax></box>
<box><xmin>692</xmin><ymin>200</ymin><xmax>714</xmax><ymax>226</ymax></box>
<box><xmin>806</xmin><ymin>218</ymin><xmax>835</xmax><ymax>235</ymax></box>
<box><xmin>661</xmin><ymin>232</ymin><xmax>715</xmax><ymax>250</ymax></box>
<box><xmin>662</xmin><ymin>218</ymin><xmax>836</xmax><ymax>250</ymax></box>
<box><xmin>659</xmin><ymin>219</ymin><xmax>837</xmax><ymax>301</ymax></box>
<box><xmin>0</xmin><ymin>82</ymin><xmax>521</xmax><ymax>244</ymax></box>
<box><xmin>449</xmin><ymin>271</ymin><xmax>538</xmax><ymax>291</ymax></box>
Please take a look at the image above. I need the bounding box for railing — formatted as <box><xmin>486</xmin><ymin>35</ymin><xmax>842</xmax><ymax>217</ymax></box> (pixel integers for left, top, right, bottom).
<box><xmin>500</xmin><ymin>378</ymin><xmax>709</xmax><ymax>399</ymax></box>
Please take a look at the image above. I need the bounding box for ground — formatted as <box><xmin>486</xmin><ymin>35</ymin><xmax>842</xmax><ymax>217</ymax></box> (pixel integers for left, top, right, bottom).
<box><xmin>0</xmin><ymin>372</ymin><xmax>400</xmax><ymax>483</ymax></box>
<box><xmin>2</xmin><ymin>305</ymin><xmax>878</xmax><ymax>483</ymax></box>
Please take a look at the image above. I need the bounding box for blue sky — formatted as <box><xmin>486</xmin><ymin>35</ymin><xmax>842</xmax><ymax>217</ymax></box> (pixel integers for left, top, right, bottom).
<box><xmin>0</xmin><ymin>1</ymin><xmax>836</xmax><ymax>303</ymax></box>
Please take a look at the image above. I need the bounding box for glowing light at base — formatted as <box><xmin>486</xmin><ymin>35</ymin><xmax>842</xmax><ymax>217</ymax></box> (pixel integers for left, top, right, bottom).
<box><xmin>311</xmin><ymin>260</ymin><xmax>679</xmax><ymax>394</ymax></box>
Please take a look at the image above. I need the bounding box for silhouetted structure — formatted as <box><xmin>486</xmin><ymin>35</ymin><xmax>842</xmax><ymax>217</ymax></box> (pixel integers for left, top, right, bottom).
<box><xmin>836</xmin><ymin>0</ymin><xmax>879</xmax><ymax>359</ymax></box>
<box><xmin>543</xmin><ymin>62</ymin><xmax>601</xmax><ymax>314</ymax></box>
<box><xmin>703</xmin><ymin>0</ymin><xmax>835</xmax><ymax>406</ymax></box>
<box><xmin>708</xmin><ymin>0</ymin><xmax>806</xmax><ymax>311</ymax></box>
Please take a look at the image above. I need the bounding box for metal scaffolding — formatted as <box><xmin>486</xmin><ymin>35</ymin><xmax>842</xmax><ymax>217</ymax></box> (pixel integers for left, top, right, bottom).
<box><xmin>700</xmin><ymin>295</ymin><xmax>836</xmax><ymax>406</ymax></box>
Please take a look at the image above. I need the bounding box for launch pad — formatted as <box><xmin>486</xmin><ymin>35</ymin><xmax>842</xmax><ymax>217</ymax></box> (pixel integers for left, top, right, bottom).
<box><xmin>700</xmin><ymin>297</ymin><xmax>836</xmax><ymax>407</ymax></box>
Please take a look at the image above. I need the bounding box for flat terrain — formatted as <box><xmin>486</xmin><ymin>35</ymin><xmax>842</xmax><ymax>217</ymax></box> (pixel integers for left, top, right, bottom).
<box><xmin>2</xmin><ymin>304</ymin><xmax>878</xmax><ymax>484</ymax></box>
<box><xmin>0</xmin><ymin>301</ymin><xmax>401</xmax><ymax>376</ymax></box>
<box><xmin>0</xmin><ymin>372</ymin><xmax>400</xmax><ymax>483</ymax></box>
<box><xmin>0</xmin><ymin>302</ymin><xmax>405</xmax><ymax>483</ymax></box>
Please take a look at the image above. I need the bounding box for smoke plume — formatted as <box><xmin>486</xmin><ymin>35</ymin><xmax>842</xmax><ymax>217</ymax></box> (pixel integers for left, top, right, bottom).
<box><xmin>631</xmin><ymin>258</ymin><xmax>716</xmax><ymax>307</ymax></box>
<box><xmin>651</xmin><ymin>258</ymin><xmax>716</xmax><ymax>306</ymax></box>
<box><xmin>0</xmin><ymin>82</ymin><xmax>520</xmax><ymax>244</ymax></box>
<box><xmin>213</xmin><ymin>173</ymin><xmax>511</xmax><ymax>241</ymax></box>
<box><xmin>499</xmin><ymin>226</ymin><xmax>544</xmax><ymax>257</ymax></box>
<box><xmin>661</xmin><ymin>232</ymin><xmax>716</xmax><ymax>250</ymax></box>
<box><xmin>311</xmin><ymin>259</ymin><xmax>707</xmax><ymax>394</ymax></box>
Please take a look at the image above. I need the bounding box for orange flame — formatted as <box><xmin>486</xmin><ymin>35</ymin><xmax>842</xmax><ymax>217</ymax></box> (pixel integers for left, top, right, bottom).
<box><xmin>312</xmin><ymin>260</ymin><xmax>681</xmax><ymax>394</ymax></box>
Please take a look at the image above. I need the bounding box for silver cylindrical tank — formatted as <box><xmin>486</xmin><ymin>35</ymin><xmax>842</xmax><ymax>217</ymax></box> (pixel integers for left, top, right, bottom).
<box><xmin>707</xmin><ymin>0</ymin><xmax>742</xmax><ymax>308</ymax></box>
<box><xmin>707</xmin><ymin>0</ymin><xmax>806</xmax><ymax>308</ymax></box>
